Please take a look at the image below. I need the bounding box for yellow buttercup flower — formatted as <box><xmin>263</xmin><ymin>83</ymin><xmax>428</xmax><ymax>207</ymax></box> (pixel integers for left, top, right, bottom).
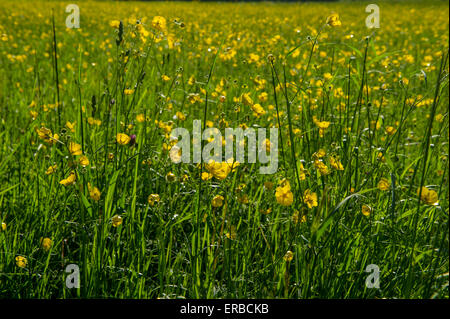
<box><xmin>435</xmin><ymin>114</ymin><xmax>444</xmax><ymax>123</ymax></box>
<box><xmin>59</xmin><ymin>171</ymin><xmax>76</xmax><ymax>186</ymax></box>
<box><xmin>29</xmin><ymin>110</ymin><xmax>38</xmax><ymax>120</ymax></box>
<box><xmin>36</xmin><ymin>126</ymin><xmax>52</xmax><ymax>140</ymax></box>
<box><xmin>298</xmin><ymin>162</ymin><xmax>307</xmax><ymax>180</ymax></box>
<box><xmin>201</xmin><ymin>171</ymin><xmax>213</xmax><ymax>181</ymax></box>
<box><xmin>205</xmin><ymin>159</ymin><xmax>239</xmax><ymax>181</ymax></box>
<box><xmin>45</xmin><ymin>164</ymin><xmax>57</xmax><ymax>175</ymax></box>
<box><xmin>417</xmin><ymin>187</ymin><xmax>439</xmax><ymax>206</ymax></box>
<box><xmin>116</xmin><ymin>133</ymin><xmax>131</xmax><ymax>145</ymax></box>
<box><xmin>79</xmin><ymin>155</ymin><xmax>89</xmax><ymax>167</ymax></box>
<box><xmin>36</xmin><ymin>126</ymin><xmax>58</xmax><ymax>144</ymax></box>
<box><xmin>330</xmin><ymin>156</ymin><xmax>344</xmax><ymax>171</ymax></box>
<box><xmin>111</xmin><ymin>215</ymin><xmax>123</xmax><ymax>227</ymax></box>
<box><xmin>377</xmin><ymin>178</ymin><xmax>390</xmax><ymax>191</ymax></box>
<box><xmin>314</xmin><ymin>149</ymin><xmax>326</xmax><ymax>159</ymax></box>
<box><xmin>175</xmin><ymin>111</ymin><xmax>186</xmax><ymax>121</ymax></box>
<box><xmin>283</xmin><ymin>251</ymin><xmax>294</xmax><ymax>262</ymax></box>
<box><xmin>66</xmin><ymin>121</ymin><xmax>76</xmax><ymax>133</ymax></box>
<box><xmin>211</xmin><ymin>195</ymin><xmax>224</xmax><ymax>208</ymax></box>
<box><xmin>109</xmin><ymin>20</ymin><xmax>120</xmax><ymax>28</ymax></box>
<box><xmin>136</xmin><ymin>114</ymin><xmax>146</xmax><ymax>123</ymax></box>
<box><xmin>251</xmin><ymin>103</ymin><xmax>266</xmax><ymax>117</ymax></box>
<box><xmin>385</xmin><ymin>126</ymin><xmax>397</xmax><ymax>136</ymax></box>
<box><xmin>88</xmin><ymin>117</ymin><xmax>102</xmax><ymax>126</ymax></box>
<box><xmin>326</xmin><ymin>13</ymin><xmax>341</xmax><ymax>27</ymax></box>
<box><xmin>303</xmin><ymin>189</ymin><xmax>318</xmax><ymax>209</ymax></box>
<box><xmin>314</xmin><ymin>159</ymin><xmax>330</xmax><ymax>176</ymax></box>
<box><xmin>241</xmin><ymin>93</ymin><xmax>254</xmax><ymax>106</ymax></box>
<box><xmin>166</xmin><ymin>172</ymin><xmax>176</xmax><ymax>182</ymax></box>
<box><xmin>40</xmin><ymin>237</ymin><xmax>52</xmax><ymax>251</ymax></box>
<box><xmin>88</xmin><ymin>183</ymin><xmax>101</xmax><ymax>201</ymax></box>
<box><xmin>69</xmin><ymin>142</ymin><xmax>82</xmax><ymax>156</ymax></box>
<box><xmin>152</xmin><ymin>16</ymin><xmax>167</xmax><ymax>31</ymax></box>
<box><xmin>1</xmin><ymin>222</ymin><xmax>6</xmax><ymax>231</ymax></box>
<box><xmin>313</xmin><ymin>116</ymin><xmax>330</xmax><ymax>137</ymax></box>
<box><xmin>16</xmin><ymin>256</ymin><xmax>27</xmax><ymax>268</ymax></box>
<box><xmin>148</xmin><ymin>194</ymin><xmax>160</xmax><ymax>206</ymax></box>
<box><xmin>362</xmin><ymin>205</ymin><xmax>372</xmax><ymax>217</ymax></box>
<box><xmin>258</xmin><ymin>92</ymin><xmax>268</xmax><ymax>102</ymax></box>
<box><xmin>275</xmin><ymin>180</ymin><xmax>294</xmax><ymax>206</ymax></box>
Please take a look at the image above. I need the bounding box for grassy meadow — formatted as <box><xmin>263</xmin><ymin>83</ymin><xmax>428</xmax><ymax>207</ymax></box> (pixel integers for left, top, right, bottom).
<box><xmin>0</xmin><ymin>0</ymin><xmax>448</xmax><ymax>298</ymax></box>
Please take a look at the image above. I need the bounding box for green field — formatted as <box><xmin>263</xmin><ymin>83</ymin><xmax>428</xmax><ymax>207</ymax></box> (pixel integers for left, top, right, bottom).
<box><xmin>0</xmin><ymin>0</ymin><xmax>448</xmax><ymax>298</ymax></box>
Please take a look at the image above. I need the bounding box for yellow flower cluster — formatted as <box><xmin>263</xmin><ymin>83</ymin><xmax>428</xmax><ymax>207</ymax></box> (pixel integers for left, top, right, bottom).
<box><xmin>205</xmin><ymin>159</ymin><xmax>239</xmax><ymax>181</ymax></box>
